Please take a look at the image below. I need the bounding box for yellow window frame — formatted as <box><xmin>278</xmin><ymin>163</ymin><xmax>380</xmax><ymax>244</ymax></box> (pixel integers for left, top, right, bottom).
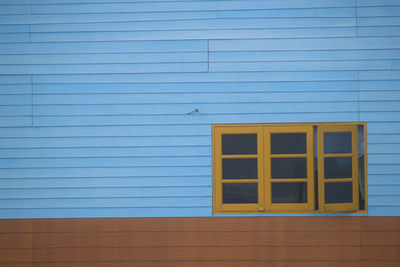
<box><xmin>213</xmin><ymin>126</ymin><xmax>265</xmax><ymax>212</ymax></box>
<box><xmin>265</xmin><ymin>126</ymin><xmax>315</xmax><ymax>212</ymax></box>
<box><xmin>318</xmin><ymin>125</ymin><xmax>359</xmax><ymax>212</ymax></box>
<box><xmin>212</xmin><ymin>122</ymin><xmax>367</xmax><ymax>214</ymax></box>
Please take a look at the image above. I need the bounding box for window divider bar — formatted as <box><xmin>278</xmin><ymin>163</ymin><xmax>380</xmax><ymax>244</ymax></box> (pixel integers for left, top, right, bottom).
<box><xmin>270</xmin><ymin>154</ymin><xmax>308</xmax><ymax>158</ymax></box>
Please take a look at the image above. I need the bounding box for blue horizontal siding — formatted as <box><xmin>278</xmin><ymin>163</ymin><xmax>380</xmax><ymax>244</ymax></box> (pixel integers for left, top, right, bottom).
<box><xmin>32</xmin><ymin>72</ymin><xmax>359</xmax><ymax>83</ymax></box>
<box><xmin>357</xmin><ymin>0</ymin><xmax>400</xmax><ymax>6</ymax></box>
<box><xmin>210</xmin><ymin>37</ymin><xmax>400</xmax><ymax>51</ymax></box>
<box><xmin>0</xmin><ymin>94</ymin><xmax>31</xmax><ymax>105</ymax></box>
<box><xmin>0</xmin><ymin>106</ymin><xmax>31</xmax><ymax>116</ymax></box>
<box><xmin>0</xmin><ymin>207</ymin><xmax>211</xmax><ymax>219</ymax></box>
<box><xmin>358</xmin><ymin>26</ymin><xmax>400</xmax><ymax>37</ymax></box>
<box><xmin>358</xmin><ymin>6</ymin><xmax>400</xmax><ymax>17</ymax></box>
<box><xmin>358</xmin><ymin>17</ymin><xmax>400</xmax><ymax>26</ymax></box>
<box><xmin>360</xmin><ymin>70</ymin><xmax>400</xmax><ymax>80</ymax></box>
<box><xmin>32</xmin><ymin>113</ymin><xmax>359</xmax><ymax>127</ymax></box>
<box><xmin>368</xmin><ymin>134</ymin><xmax>400</xmax><ymax>143</ymax></box>
<box><xmin>361</xmin><ymin>112</ymin><xmax>400</xmax><ymax>121</ymax></box>
<box><xmin>0</xmin><ymin>136</ymin><xmax>211</xmax><ymax>148</ymax></box>
<box><xmin>0</xmin><ymin>0</ymin><xmax>399</xmax><ymax>218</ymax></box>
<box><xmin>29</xmin><ymin>27</ymin><xmax>357</xmax><ymax>42</ymax></box>
<box><xmin>0</xmin><ymin>53</ymin><xmax>207</xmax><ymax>64</ymax></box>
<box><xmin>29</xmin><ymin>18</ymin><xmax>356</xmax><ymax>32</ymax></box>
<box><xmin>0</xmin><ymin>25</ymin><xmax>29</xmax><ymax>33</ymax></box>
<box><xmin>0</xmin><ymin>84</ymin><xmax>31</xmax><ymax>94</ymax></box>
<box><xmin>0</xmin><ymin>156</ymin><xmax>211</xmax><ymax>168</ymax></box>
<box><xmin>0</xmin><ymin>11</ymin><xmax>217</xmax><ymax>25</ymax></box>
<box><xmin>0</xmin><ymin>33</ymin><xmax>29</xmax><ymax>43</ymax></box>
<box><xmin>0</xmin><ymin>125</ymin><xmax>210</xmax><ymax>138</ymax></box>
<box><xmin>0</xmin><ymin>176</ymin><xmax>211</xmax><ymax>188</ymax></box>
<box><xmin>368</xmin><ymin>154</ymin><xmax>400</xmax><ymax>164</ymax></box>
<box><xmin>210</xmin><ymin>50</ymin><xmax>400</xmax><ymax>62</ymax></box>
<box><xmin>0</xmin><ymin>5</ymin><xmax>30</xmax><ymax>15</ymax></box>
<box><xmin>369</xmin><ymin>185</ymin><xmax>400</xmax><ymax>195</ymax></box>
<box><xmin>0</xmin><ymin>63</ymin><xmax>208</xmax><ymax>75</ymax></box>
<box><xmin>0</xmin><ymin>40</ymin><xmax>207</xmax><ymax>54</ymax></box>
<box><xmin>0</xmin><ymin>75</ymin><xmax>30</xmax><ymax>84</ymax></box>
<box><xmin>0</xmin><ymin>197</ymin><xmax>212</xmax><ymax>209</ymax></box>
<box><xmin>360</xmin><ymin>91</ymin><xmax>400</xmax><ymax>100</ymax></box>
<box><xmin>33</xmin><ymin>102</ymin><xmax>358</xmax><ymax>116</ymax></box>
<box><xmin>0</xmin><ymin>146</ymin><xmax>211</xmax><ymax>158</ymax></box>
<box><xmin>369</xmin><ymin>175</ymin><xmax>400</xmax><ymax>185</ymax></box>
<box><xmin>368</xmin><ymin>196</ymin><xmax>400</xmax><ymax>206</ymax></box>
<box><xmin>30</xmin><ymin>1</ymin><xmax>356</xmax><ymax>14</ymax></box>
<box><xmin>33</xmin><ymin>81</ymin><xmax>358</xmax><ymax>94</ymax></box>
<box><xmin>33</xmin><ymin>91</ymin><xmax>358</xmax><ymax>105</ymax></box>
<box><xmin>360</xmin><ymin>81</ymin><xmax>400</xmax><ymax>90</ymax></box>
<box><xmin>0</xmin><ymin>166</ymin><xmax>212</xmax><ymax>179</ymax></box>
<box><xmin>0</xmin><ymin>117</ymin><xmax>32</xmax><ymax>127</ymax></box>
<box><xmin>360</xmin><ymin>102</ymin><xmax>400</xmax><ymax>111</ymax></box>
<box><xmin>367</xmin><ymin>122</ymin><xmax>400</xmax><ymax>134</ymax></box>
<box><xmin>368</xmin><ymin>165</ymin><xmax>400</xmax><ymax>175</ymax></box>
<box><xmin>0</xmin><ymin>187</ymin><xmax>212</xmax><ymax>199</ymax></box>
<box><xmin>368</xmin><ymin>144</ymin><xmax>400</xmax><ymax>154</ymax></box>
<box><xmin>210</xmin><ymin>60</ymin><xmax>390</xmax><ymax>72</ymax></box>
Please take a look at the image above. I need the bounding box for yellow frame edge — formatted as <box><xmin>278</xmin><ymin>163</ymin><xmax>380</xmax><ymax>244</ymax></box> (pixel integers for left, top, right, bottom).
<box><xmin>212</xmin><ymin>122</ymin><xmax>368</xmax><ymax>215</ymax></box>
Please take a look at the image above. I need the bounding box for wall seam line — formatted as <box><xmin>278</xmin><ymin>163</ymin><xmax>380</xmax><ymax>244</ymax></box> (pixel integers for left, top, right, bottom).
<box><xmin>207</xmin><ymin>40</ymin><xmax>210</xmax><ymax>72</ymax></box>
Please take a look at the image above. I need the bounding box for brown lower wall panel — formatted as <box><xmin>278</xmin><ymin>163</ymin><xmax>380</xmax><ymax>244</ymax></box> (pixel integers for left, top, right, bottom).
<box><xmin>32</xmin><ymin>231</ymin><xmax>361</xmax><ymax>248</ymax></box>
<box><xmin>0</xmin><ymin>249</ymin><xmax>32</xmax><ymax>263</ymax></box>
<box><xmin>361</xmin><ymin>217</ymin><xmax>400</xmax><ymax>231</ymax></box>
<box><xmin>31</xmin><ymin>217</ymin><xmax>361</xmax><ymax>232</ymax></box>
<box><xmin>362</xmin><ymin>231</ymin><xmax>400</xmax><ymax>246</ymax></box>
<box><xmin>0</xmin><ymin>220</ymin><xmax>32</xmax><ymax>233</ymax></box>
<box><xmin>32</xmin><ymin>246</ymin><xmax>361</xmax><ymax>262</ymax></box>
<box><xmin>0</xmin><ymin>217</ymin><xmax>399</xmax><ymax>266</ymax></box>
<box><xmin>0</xmin><ymin>264</ymin><xmax>32</xmax><ymax>267</ymax></box>
<box><xmin>361</xmin><ymin>247</ymin><xmax>400</xmax><ymax>261</ymax></box>
<box><xmin>0</xmin><ymin>233</ymin><xmax>32</xmax><ymax>249</ymax></box>
<box><xmin>31</xmin><ymin>261</ymin><xmax>363</xmax><ymax>267</ymax></box>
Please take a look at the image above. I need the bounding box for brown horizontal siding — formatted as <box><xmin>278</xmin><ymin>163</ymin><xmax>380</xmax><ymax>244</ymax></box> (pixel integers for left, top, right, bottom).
<box><xmin>0</xmin><ymin>217</ymin><xmax>399</xmax><ymax>266</ymax></box>
<box><xmin>31</xmin><ymin>217</ymin><xmax>362</xmax><ymax>232</ymax></box>
<box><xmin>33</xmin><ymin>231</ymin><xmax>361</xmax><ymax>247</ymax></box>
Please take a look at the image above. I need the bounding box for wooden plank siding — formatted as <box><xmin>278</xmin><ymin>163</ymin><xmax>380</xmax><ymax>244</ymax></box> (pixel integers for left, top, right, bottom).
<box><xmin>0</xmin><ymin>217</ymin><xmax>399</xmax><ymax>266</ymax></box>
<box><xmin>0</xmin><ymin>0</ymin><xmax>399</xmax><ymax>220</ymax></box>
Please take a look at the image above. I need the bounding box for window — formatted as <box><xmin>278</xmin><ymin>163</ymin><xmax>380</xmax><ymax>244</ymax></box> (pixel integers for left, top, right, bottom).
<box><xmin>212</xmin><ymin>123</ymin><xmax>367</xmax><ymax>213</ymax></box>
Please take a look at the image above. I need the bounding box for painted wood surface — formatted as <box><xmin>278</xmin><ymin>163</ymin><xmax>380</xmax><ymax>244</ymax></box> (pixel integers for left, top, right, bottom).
<box><xmin>0</xmin><ymin>217</ymin><xmax>399</xmax><ymax>266</ymax></box>
<box><xmin>0</xmin><ymin>0</ymin><xmax>400</xmax><ymax>218</ymax></box>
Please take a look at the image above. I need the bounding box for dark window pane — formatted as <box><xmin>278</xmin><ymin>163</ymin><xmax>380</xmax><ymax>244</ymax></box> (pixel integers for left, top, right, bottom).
<box><xmin>271</xmin><ymin>133</ymin><xmax>307</xmax><ymax>154</ymax></box>
<box><xmin>324</xmin><ymin>132</ymin><xmax>352</xmax><ymax>154</ymax></box>
<box><xmin>324</xmin><ymin>157</ymin><xmax>352</xmax><ymax>179</ymax></box>
<box><xmin>222</xmin><ymin>158</ymin><xmax>258</xmax><ymax>179</ymax></box>
<box><xmin>271</xmin><ymin>182</ymin><xmax>307</xmax><ymax>203</ymax></box>
<box><xmin>271</xmin><ymin>158</ymin><xmax>307</xmax><ymax>179</ymax></box>
<box><xmin>223</xmin><ymin>183</ymin><xmax>258</xmax><ymax>204</ymax></box>
<box><xmin>325</xmin><ymin>182</ymin><xmax>353</xmax><ymax>203</ymax></box>
<box><xmin>222</xmin><ymin>134</ymin><xmax>257</xmax><ymax>155</ymax></box>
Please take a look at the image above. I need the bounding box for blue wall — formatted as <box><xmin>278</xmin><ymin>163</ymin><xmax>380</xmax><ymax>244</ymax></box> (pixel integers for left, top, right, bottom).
<box><xmin>0</xmin><ymin>0</ymin><xmax>399</xmax><ymax>218</ymax></box>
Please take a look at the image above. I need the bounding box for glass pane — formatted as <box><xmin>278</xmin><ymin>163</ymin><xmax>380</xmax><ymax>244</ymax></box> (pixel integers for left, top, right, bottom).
<box><xmin>222</xmin><ymin>158</ymin><xmax>258</xmax><ymax>179</ymax></box>
<box><xmin>222</xmin><ymin>134</ymin><xmax>257</xmax><ymax>155</ymax></box>
<box><xmin>271</xmin><ymin>133</ymin><xmax>307</xmax><ymax>154</ymax></box>
<box><xmin>271</xmin><ymin>182</ymin><xmax>307</xmax><ymax>203</ymax></box>
<box><xmin>324</xmin><ymin>157</ymin><xmax>352</xmax><ymax>179</ymax></box>
<box><xmin>324</xmin><ymin>132</ymin><xmax>352</xmax><ymax>154</ymax></box>
<box><xmin>223</xmin><ymin>183</ymin><xmax>258</xmax><ymax>204</ymax></box>
<box><xmin>271</xmin><ymin>158</ymin><xmax>307</xmax><ymax>179</ymax></box>
<box><xmin>325</xmin><ymin>182</ymin><xmax>353</xmax><ymax>203</ymax></box>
